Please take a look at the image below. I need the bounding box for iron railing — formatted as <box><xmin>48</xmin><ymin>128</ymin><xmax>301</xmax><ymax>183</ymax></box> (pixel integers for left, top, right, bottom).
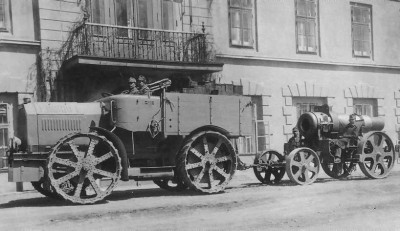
<box><xmin>63</xmin><ymin>22</ymin><xmax>209</xmax><ymax>63</ymax></box>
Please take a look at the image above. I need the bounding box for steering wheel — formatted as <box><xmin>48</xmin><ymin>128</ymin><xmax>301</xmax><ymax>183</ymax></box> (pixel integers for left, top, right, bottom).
<box><xmin>101</xmin><ymin>92</ymin><xmax>113</xmax><ymax>97</ymax></box>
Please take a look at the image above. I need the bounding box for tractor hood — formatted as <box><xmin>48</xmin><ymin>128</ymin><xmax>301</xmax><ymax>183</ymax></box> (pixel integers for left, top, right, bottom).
<box><xmin>18</xmin><ymin>102</ymin><xmax>102</xmax><ymax>152</ymax></box>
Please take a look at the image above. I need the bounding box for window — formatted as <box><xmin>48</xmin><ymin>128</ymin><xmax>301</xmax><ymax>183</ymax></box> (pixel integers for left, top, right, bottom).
<box><xmin>0</xmin><ymin>0</ymin><xmax>10</xmax><ymax>32</ymax></box>
<box><xmin>353</xmin><ymin>98</ymin><xmax>377</xmax><ymax>116</ymax></box>
<box><xmin>89</xmin><ymin>0</ymin><xmax>181</xmax><ymax>31</ymax></box>
<box><xmin>162</xmin><ymin>0</ymin><xmax>174</xmax><ymax>30</ymax></box>
<box><xmin>295</xmin><ymin>0</ymin><xmax>318</xmax><ymax>53</ymax></box>
<box><xmin>234</xmin><ymin>136</ymin><xmax>255</xmax><ymax>154</ymax></box>
<box><xmin>137</xmin><ymin>0</ymin><xmax>153</xmax><ymax>29</ymax></box>
<box><xmin>351</xmin><ymin>3</ymin><xmax>372</xmax><ymax>57</ymax></box>
<box><xmin>229</xmin><ymin>0</ymin><xmax>255</xmax><ymax>47</ymax></box>
<box><xmin>292</xmin><ymin>97</ymin><xmax>327</xmax><ymax>118</ymax></box>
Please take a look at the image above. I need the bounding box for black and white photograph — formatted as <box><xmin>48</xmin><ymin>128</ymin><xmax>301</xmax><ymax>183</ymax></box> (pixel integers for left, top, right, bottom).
<box><xmin>0</xmin><ymin>0</ymin><xmax>400</xmax><ymax>230</ymax></box>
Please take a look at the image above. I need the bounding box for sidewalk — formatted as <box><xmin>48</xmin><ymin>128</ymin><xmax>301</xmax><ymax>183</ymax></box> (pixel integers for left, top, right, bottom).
<box><xmin>0</xmin><ymin>172</ymin><xmax>34</xmax><ymax>195</ymax></box>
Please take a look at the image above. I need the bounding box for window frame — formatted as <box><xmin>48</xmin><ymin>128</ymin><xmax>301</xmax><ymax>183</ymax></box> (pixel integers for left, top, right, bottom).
<box><xmin>353</xmin><ymin>98</ymin><xmax>377</xmax><ymax>117</ymax></box>
<box><xmin>228</xmin><ymin>0</ymin><xmax>256</xmax><ymax>48</ymax></box>
<box><xmin>0</xmin><ymin>0</ymin><xmax>11</xmax><ymax>33</ymax></box>
<box><xmin>295</xmin><ymin>0</ymin><xmax>319</xmax><ymax>54</ymax></box>
<box><xmin>292</xmin><ymin>96</ymin><xmax>327</xmax><ymax>119</ymax></box>
<box><xmin>351</xmin><ymin>3</ymin><xmax>373</xmax><ymax>58</ymax></box>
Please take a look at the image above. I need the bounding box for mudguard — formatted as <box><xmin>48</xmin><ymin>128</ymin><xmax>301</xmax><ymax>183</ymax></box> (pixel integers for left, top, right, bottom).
<box><xmin>90</xmin><ymin>127</ymin><xmax>129</xmax><ymax>181</ymax></box>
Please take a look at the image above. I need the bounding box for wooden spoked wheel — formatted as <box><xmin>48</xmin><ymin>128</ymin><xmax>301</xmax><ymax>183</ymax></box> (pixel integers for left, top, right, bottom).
<box><xmin>286</xmin><ymin>148</ymin><xmax>320</xmax><ymax>185</ymax></box>
<box><xmin>253</xmin><ymin>150</ymin><xmax>285</xmax><ymax>184</ymax></box>
<box><xmin>358</xmin><ymin>131</ymin><xmax>396</xmax><ymax>179</ymax></box>
<box><xmin>47</xmin><ymin>133</ymin><xmax>121</xmax><ymax>204</ymax></box>
<box><xmin>177</xmin><ymin>131</ymin><xmax>237</xmax><ymax>193</ymax></box>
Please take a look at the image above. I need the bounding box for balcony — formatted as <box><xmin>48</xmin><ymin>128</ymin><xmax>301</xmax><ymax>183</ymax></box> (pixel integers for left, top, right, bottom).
<box><xmin>61</xmin><ymin>23</ymin><xmax>223</xmax><ymax>73</ymax></box>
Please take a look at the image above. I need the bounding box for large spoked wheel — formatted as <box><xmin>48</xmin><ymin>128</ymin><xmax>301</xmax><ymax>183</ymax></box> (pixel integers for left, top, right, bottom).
<box><xmin>358</xmin><ymin>131</ymin><xmax>396</xmax><ymax>179</ymax></box>
<box><xmin>320</xmin><ymin>161</ymin><xmax>355</xmax><ymax>179</ymax></box>
<box><xmin>153</xmin><ymin>178</ymin><xmax>188</xmax><ymax>192</ymax></box>
<box><xmin>47</xmin><ymin>132</ymin><xmax>122</xmax><ymax>204</ymax></box>
<box><xmin>286</xmin><ymin>148</ymin><xmax>320</xmax><ymax>185</ymax></box>
<box><xmin>177</xmin><ymin>131</ymin><xmax>237</xmax><ymax>193</ymax></box>
<box><xmin>253</xmin><ymin>150</ymin><xmax>285</xmax><ymax>184</ymax></box>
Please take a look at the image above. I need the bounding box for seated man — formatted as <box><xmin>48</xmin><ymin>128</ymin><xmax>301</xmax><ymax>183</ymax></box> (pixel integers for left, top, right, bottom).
<box><xmin>121</xmin><ymin>76</ymin><xmax>139</xmax><ymax>95</ymax></box>
<box><xmin>286</xmin><ymin>127</ymin><xmax>302</xmax><ymax>154</ymax></box>
<box><xmin>137</xmin><ymin>75</ymin><xmax>151</xmax><ymax>95</ymax></box>
<box><xmin>332</xmin><ymin>114</ymin><xmax>362</xmax><ymax>163</ymax></box>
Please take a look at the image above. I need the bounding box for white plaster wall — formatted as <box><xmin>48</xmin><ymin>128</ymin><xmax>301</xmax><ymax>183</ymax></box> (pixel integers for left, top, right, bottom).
<box><xmin>220</xmin><ymin>60</ymin><xmax>400</xmax><ymax>153</ymax></box>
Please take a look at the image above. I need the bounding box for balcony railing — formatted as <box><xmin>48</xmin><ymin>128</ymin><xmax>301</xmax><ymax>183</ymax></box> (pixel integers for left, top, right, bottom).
<box><xmin>63</xmin><ymin>22</ymin><xmax>210</xmax><ymax>63</ymax></box>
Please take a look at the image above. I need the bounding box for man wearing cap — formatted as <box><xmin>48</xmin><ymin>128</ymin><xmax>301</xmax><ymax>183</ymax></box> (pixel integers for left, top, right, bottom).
<box><xmin>137</xmin><ymin>75</ymin><xmax>150</xmax><ymax>95</ymax></box>
<box><xmin>332</xmin><ymin>114</ymin><xmax>361</xmax><ymax>163</ymax></box>
<box><xmin>287</xmin><ymin>127</ymin><xmax>302</xmax><ymax>154</ymax></box>
<box><xmin>121</xmin><ymin>76</ymin><xmax>139</xmax><ymax>95</ymax></box>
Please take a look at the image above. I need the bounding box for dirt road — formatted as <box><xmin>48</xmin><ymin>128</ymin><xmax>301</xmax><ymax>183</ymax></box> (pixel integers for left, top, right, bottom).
<box><xmin>1</xmin><ymin>164</ymin><xmax>400</xmax><ymax>231</ymax></box>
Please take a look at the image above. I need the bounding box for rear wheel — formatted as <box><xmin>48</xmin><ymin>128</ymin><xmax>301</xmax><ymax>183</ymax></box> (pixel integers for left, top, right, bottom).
<box><xmin>47</xmin><ymin>132</ymin><xmax>121</xmax><ymax>204</ymax></box>
<box><xmin>177</xmin><ymin>131</ymin><xmax>237</xmax><ymax>193</ymax></box>
<box><xmin>358</xmin><ymin>131</ymin><xmax>396</xmax><ymax>179</ymax></box>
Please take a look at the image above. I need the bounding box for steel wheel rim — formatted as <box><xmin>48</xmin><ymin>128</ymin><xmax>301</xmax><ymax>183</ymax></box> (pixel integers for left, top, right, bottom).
<box><xmin>286</xmin><ymin>148</ymin><xmax>320</xmax><ymax>185</ymax></box>
<box><xmin>358</xmin><ymin>132</ymin><xmax>395</xmax><ymax>179</ymax></box>
<box><xmin>253</xmin><ymin>150</ymin><xmax>285</xmax><ymax>184</ymax></box>
<box><xmin>181</xmin><ymin>131</ymin><xmax>237</xmax><ymax>193</ymax></box>
<box><xmin>47</xmin><ymin>133</ymin><xmax>121</xmax><ymax>204</ymax></box>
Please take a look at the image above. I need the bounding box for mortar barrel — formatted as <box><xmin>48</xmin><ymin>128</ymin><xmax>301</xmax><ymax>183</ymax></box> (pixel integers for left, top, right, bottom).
<box><xmin>361</xmin><ymin>115</ymin><xmax>385</xmax><ymax>132</ymax></box>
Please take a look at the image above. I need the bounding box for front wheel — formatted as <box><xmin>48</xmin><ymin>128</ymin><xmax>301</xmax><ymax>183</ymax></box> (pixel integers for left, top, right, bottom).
<box><xmin>176</xmin><ymin>131</ymin><xmax>237</xmax><ymax>193</ymax></box>
<box><xmin>47</xmin><ymin>132</ymin><xmax>122</xmax><ymax>204</ymax></box>
<box><xmin>285</xmin><ymin>148</ymin><xmax>320</xmax><ymax>185</ymax></box>
<box><xmin>253</xmin><ymin>150</ymin><xmax>285</xmax><ymax>184</ymax></box>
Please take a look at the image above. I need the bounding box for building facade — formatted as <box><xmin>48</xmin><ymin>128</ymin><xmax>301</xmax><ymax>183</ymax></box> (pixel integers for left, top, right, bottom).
<box><xmin>0</xmin><ymin>0</ymin><xmax>40</xmax><ymax>168</ymax></box>
<box><xmin>211</xmin><ymin>0</ymin><xmax>400</xmax><ymax>151</ymax></box>
<box><xmin>1</xmin><ymin>0</ymin><xmax>400</xmax><ymax>160</ymax></box>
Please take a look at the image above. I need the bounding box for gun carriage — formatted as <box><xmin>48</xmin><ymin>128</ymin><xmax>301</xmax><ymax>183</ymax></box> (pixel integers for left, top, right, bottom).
<box><xmin>252</xmin><ymin>105</ymin><xmax>398</xmax><ymax>185</ymax></box>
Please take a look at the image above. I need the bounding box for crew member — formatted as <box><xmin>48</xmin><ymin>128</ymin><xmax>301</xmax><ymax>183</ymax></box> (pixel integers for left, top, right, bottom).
<box><xmin>333</xmin><ymin>114</ymin><xmax>361</xmax><ymax>163</ymax></box>
<box><xmin>121</xmin><ymin>76</ymin><xmax>139</xmax><ymax>95</ymax></box>
<box><xmin>287</xmin><ymin>127</ymin><xmax>302</xmax><ymax>154</ymax></box>
<box><xmin>137</xmin><ymin>75</ymin><xmax>151</xmax><ymax>95</ymax></box>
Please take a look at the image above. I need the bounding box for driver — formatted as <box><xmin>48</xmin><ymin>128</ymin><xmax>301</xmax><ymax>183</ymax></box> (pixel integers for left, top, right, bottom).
<box><xmin>121</xmin><ymin>76</ymin><xmax>139</xmax><ymax>95</ymax></box>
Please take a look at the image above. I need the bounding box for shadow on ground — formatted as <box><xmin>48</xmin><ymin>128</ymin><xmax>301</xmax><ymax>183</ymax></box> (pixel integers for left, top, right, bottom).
<box><xmin>0</xmin><ymin>174</ymin><xmax>385</xmax><ymax>209</ymax></box>
<box><xmin>0</xmin><ymin>187</ymin><xmax>214</xmax><ymax>209</ymax></box>
<box><xmin>235</xmin><ymin>175</ymin><xmax>372</xmax><ymax>189</ymax></box>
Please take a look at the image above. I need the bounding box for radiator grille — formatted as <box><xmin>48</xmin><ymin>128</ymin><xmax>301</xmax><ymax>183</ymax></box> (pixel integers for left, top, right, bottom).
<box><xmin>41</xmin><ymin>118</ymin><xmax>81</xmax><ymax>131</ymax></box>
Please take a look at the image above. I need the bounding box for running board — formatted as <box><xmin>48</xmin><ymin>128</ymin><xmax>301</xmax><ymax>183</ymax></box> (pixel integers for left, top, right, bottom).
<box><xmin>128</xmin><ymin>167</ymin><xmax>174</xmax><ymax>181</ymax></box>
